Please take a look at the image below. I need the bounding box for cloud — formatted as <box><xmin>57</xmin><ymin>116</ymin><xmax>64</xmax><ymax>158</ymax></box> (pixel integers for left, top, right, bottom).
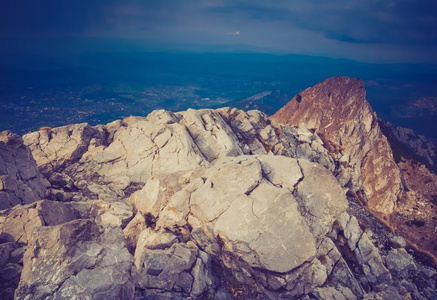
<box><xmin>0</xmin><ymin>0</ymin><xmax>436</xmax><ymax>62</ymax></box>
<box><xmin>0</xmin><ymin>0</ymin><xmax>115</xmax><ymax>36</ymax></box>
<box><xmin>204</xmin><ymin>0</ymin><xmax>437</xmax><ymax>46</ymax></box>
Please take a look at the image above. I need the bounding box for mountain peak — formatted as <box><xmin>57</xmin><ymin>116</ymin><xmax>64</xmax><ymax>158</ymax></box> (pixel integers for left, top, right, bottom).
<box><xmin>272</xmin><ymin>76</ymin><xmax>367</xmax><ymax>131</ymax></box>
<box><xmin>272</xmin><ymin>76</ymin><xmax>402</xmax><ymax>215</ymax></box>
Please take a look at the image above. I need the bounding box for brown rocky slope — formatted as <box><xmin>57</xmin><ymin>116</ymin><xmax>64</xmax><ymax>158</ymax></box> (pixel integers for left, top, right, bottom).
<box><xmin>272</xmin><ymin>76</ymin><xmax>437</xmax><ymax>266</ymax></box>
<box><xmin>272</xmin><ymin>76</ymin><xmax>402</xmax><ymax>216</ymax></box>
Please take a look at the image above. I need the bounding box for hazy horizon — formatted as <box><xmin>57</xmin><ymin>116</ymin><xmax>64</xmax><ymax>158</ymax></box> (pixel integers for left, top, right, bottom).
<box><xmin>1</xmin><ymin>1</ymin><xmax>436</xmax><ymax>139</ymax></box>
<box><xmin>1</xmin><ymin>48</ymin><xmax>436</xmax><ymax>140</ymax></box>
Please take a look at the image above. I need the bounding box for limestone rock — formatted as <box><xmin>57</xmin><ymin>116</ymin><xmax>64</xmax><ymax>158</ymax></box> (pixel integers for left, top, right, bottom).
<box><xmin>312</xmin><ymin>286</ymin><xmax>356</xmax><ymax>300</ymax></box>
<box><xmin>295</xmin><ymin>159</ymin><xmax>348</xmax><ymax>237</ymax></box>
<box><xmin>257</xmin><ymin>155</ymin><xmax>303</xmax><ymax>188</ymax></box>
<box><xmin>123</xmin><ymin>212</ymin><xmax>147</xmax><ymax>253</ymax></box>
<box><xmin>177</xmin><ymin>109</ymin><xmax>243</xmax><ymax>161</ymax></box>
<box><xmin>96</xmin><ymin>201</ymin><xmax>133</xmax><ymax>228</ymax></box>
<box><xmin>24</xmin><ymin>118</ymin><xmax>210</xmax><ymax>203</ymax></box>
<box><xmin>190</xmin><ymin>155</ymin><xmax>318</xmax><ymax>273</ymax></box>
<box><xmin>134</xmin><ymin>241</ymin><xmax>217</xmax><ymax>299</ymax></box>
<box><xmin>0</xmin><ymin>131</ymin><xmax>47</xmax><ymax>209</ymax></box>
<box><xmin>22</xmin><ymin>123</ymin><xmax>103</xmax><ymax>176</ymax></box>
<box><xmin>355</xmin><ymin>233</ymin><xmax>392</xmax><ymax>287</ymax></box>
<box><xmin>0</xmin><ymin>200</ymin><xmax>74</xmax><ymax>245</ymax></box>
<box><xmin>129</xmin><ymin>170</ymin><xmax>199</xmax><ymax>218</ymax></box>
<box><xmin>283</xmin><ymin>259</ymin><xmax>328</xmax><ymax>298</ymax></box>
<box><xmin>22</xmin><ymin>105</ymin><xmax>341</xmax><ymax>208</ymax></box>
<box><xmin>384</xmin><ymin>248</ymin><xmax>416</xmax><ymax>278</ymax></box>
<box><xmin>15</xmin><ymin>219</ymin><xmax>134</xmax><ymax>300</ymax></box>
<box><xmin>362</xmin><ymin>284</ymin><xmax>403</xmax><ymax>300</ymax></box>
<box><xmin>0</xmin><ymin>242</ymin><xmax>23</xmax><ymax>300</ymax></box>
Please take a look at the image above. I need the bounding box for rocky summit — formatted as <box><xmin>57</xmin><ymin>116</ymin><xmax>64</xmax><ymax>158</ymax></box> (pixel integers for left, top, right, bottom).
<box><xmin>272</xmin><ymin>77</ymin><xmax>402</xmax><ymax>216</ymax></box>
<box><xmin>272</xmin><ymin>76</ymin><xmax>437</xmax><ymax>267</ymax></box>
<box><xmin>0</xmin><ymin>77</ymin><xmax>436</xmax><ymax>299</ymax></box>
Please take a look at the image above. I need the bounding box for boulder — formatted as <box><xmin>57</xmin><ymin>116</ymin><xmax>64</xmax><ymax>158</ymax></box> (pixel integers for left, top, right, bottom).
<box><xmin>385</xmin><ymin>248</ymin><xmax>416</xmax><ymax>278</ymax></box>
<box><xmin>177</xmin><ymin>109</ymin><xmax>243</xmax><ymax>161</ymax></box>
<box><xmin>22</xmin><ymin>123</ymin><xmax>102</xmax><ymax>176</ymax></box>
<box><xmin>190</xmin><ymin>155</ymin><xmax>347</xmax><ymax>274</ymax></box>
<box><xmin>0</xmin><ymin>242</ymin><xmax>23</xmax><ymax>300</ymax></box>
<box><xmin>135</xmin><ymin>240</ymin><xmax>217</xmax><ymax>299</ymax></box>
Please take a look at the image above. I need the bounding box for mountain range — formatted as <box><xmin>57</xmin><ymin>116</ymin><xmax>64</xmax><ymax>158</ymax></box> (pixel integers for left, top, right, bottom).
<box><xmin>0</xmin><ymin>76</ymin><xmax>436</xmax><ymax>299</ymax></box>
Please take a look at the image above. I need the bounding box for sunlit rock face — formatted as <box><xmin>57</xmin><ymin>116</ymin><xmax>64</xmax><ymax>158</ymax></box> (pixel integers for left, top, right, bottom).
<box><xmin>0</xmin><ymin>77</ymin><xmax>436</xmax><ymax>299</ymax></box>
<box><xmin>272</xmin><ymin>76</ymin><xmax>402</xmax><ymax>215</ymax></box>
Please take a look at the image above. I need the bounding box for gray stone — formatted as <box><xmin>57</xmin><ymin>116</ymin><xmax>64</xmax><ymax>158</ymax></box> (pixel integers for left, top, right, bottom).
<box><xmin>177</xmin><ymin>109</ymin><xmax>243</xmax><ymax>162</ymax></box>
<box><xmin>15</xmin><ymin>219</ymin><xmax>134</xmax><ymax>300</ymax></box>
<box><xmin>96</xmin><ymin>201</ymin><xmax>133</xmax><ymax>228</ymax></box>
<box><xmin>362</xmin><ymin>284</ymin><xmax>403</xmax><ymax>300</ymax></box>
<box><xmin>124</xmin><ymin>212</ymin><xmax>147</xmax><ymax>253</ymax></box>
<box><xmin>191</xmin><ymin>156</ymin><xmax>317</xmax><ymax>273</ymax></box>
<box><xmin>257</xmin><ymin>155</ymin><xmax>303</xmax><ymax>188</ymax></box>
<box><xmin>191</xmin><ymin>258</ymin><xmax>208</xmax><ymax>297</ymax></box>
<box><xmin>0</xmin><ymin>105</ymin><xmax>431</xmax><ymax>299</ymax></box>
<box><xmin>284</xmin><ymin>259</ymin><xmax>328</xmax><ymax>298</ymax></box>
<box><xmin>343</xmin><ymin>215</ymin><xmax>363</xmax><ymax>251</ymax></box>
<box><xmin>355</xmin><ymin>233</ymin><xmax>392</xmax><ymax>287</ymax></box>
<box><xmin>295</xmin><ymin>159</ymin><xmax>349</xmax><ymax>237</ymax></box>
<box><xmin>174</xmin><ymin>271</ymin><xmax>194</xmax><ymax>293</ymax></box>
<box><xmin>385</xmin><ymin>248</ymin><xmax>416</xmax><ymax>278</ymax></box>
<box><xmin>214</xmin><ymin>287</ymin><xmax>233</xmax><ymax>300</ymax></box>
<box><xmin>23</xmin><ymin>123</ymin><xmax>100</xmax><ymax>176</ymax></box>
<box><xmin>135</xmin><ymin>243</ymin><xmax>198</xmax><ymax>293</ymax></box>
<box><xmin>0</xmin><ymin>200</ymin><xmax>75</xmax><ymax>244</ymax></box>
<box><xmin>312</xmin><ymin>286</ymin><xmax>349</xmax><ymax>300</ymax></box>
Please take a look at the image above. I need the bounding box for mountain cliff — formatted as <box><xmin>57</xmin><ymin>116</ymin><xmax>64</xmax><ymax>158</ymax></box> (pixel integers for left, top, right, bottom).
<box><xmin>272</xmin><ymin>76</ymin><xmax>437</xmax><ymax>277</ymax></box>
<box><xmin>272</xmin><ymin>77</ymin><xmax>402</xmax><ymax>216</ymax></box>
<box><xmin>0</xmin><ymin>79</ymin><xmax>436</xmax><ymax>299</ymax></box>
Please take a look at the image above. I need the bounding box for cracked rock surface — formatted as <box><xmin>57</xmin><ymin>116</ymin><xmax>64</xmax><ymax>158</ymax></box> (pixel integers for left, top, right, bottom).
<box><xmin>15</xmin><ymin>219</ymin><xmax>134</xmax><ymax>300</ymax></box>
<box><xmin>0</xmin><ymin>104</ymin><xmax>435</xmax><ymax>299</ymax></box>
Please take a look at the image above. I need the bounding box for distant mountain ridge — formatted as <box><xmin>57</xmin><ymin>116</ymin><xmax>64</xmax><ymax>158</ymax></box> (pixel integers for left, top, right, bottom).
<box><xmin>380</xmin><ymin>120</ymin><xmax>437</xmax><ymax>172</ymax></box>
<box><xmin>392</xmin><ymin>97</ymin><xmax>437</xmax><ymax>118</ymax></box>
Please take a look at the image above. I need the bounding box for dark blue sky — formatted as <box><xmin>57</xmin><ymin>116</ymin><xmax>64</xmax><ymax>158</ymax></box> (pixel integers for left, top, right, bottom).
<box><xmin>1</xmin><ymin>0</ymin><xmax>437</xmax><ymax>63</ymax></box>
